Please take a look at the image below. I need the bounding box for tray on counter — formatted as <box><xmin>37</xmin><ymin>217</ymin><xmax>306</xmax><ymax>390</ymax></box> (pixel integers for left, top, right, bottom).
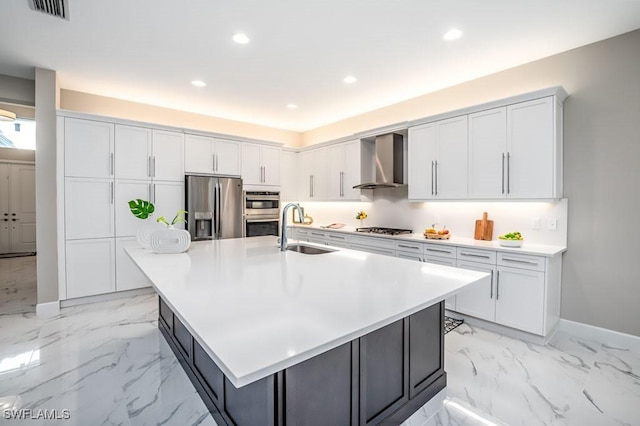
<box><xmin>424</xmin><ymin>233</ymin><xmax>451</xmax><ymax>240</ymax></box>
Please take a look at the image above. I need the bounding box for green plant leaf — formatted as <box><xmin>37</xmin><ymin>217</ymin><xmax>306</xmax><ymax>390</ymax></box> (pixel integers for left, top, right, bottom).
<box><xmin>129</xmin><ymin>199</ymin><xmax>155</xmax><ymax>219</ymax></box>
<box><xmin>171</xmin><ymin>210</ymin><xmax>188</xmax><ymax>225</ymax></box>
<box><xmin>156</xmin><ymin>216</ymin><xmax>170</xmax><ymax>226</ymax></box>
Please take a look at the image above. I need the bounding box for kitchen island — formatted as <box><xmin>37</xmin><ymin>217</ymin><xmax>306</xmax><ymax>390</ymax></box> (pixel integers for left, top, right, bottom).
<box><xmin>126</xmin><ymin>236</ymin><xmax>487</xmax><ymax>425</ymax></box>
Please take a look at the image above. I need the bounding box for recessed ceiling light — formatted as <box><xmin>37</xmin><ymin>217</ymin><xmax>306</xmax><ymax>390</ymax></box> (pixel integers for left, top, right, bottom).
<box><xmin>233</xmin><ymin>33</ymin><xmax>250</xmax><ymax>44</ymax></box>
<box><xmin>191</xmin><ymin>80</ymin><xmax>206</xmax><ymax>87</ymax></box>
<box><xmin>286</xmin><ymin>104</ymin><xmax>298</xmax><ymax>109</ymax></box>
<box><xmin>443</xmin><ymin>28</ymin><xmax>463</xmax><ymax>41</ymax></box>
<box><xmin>343</xmin><ymin>75</ymin><xmax>357</xmax><ymax>84</ymax></box>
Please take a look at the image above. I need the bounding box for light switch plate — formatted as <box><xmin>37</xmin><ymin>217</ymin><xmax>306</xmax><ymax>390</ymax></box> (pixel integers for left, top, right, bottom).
<box><xmin>548</xmin><ymin>217</ymin><xmax>558</xmax><ymax>231</ymax></box>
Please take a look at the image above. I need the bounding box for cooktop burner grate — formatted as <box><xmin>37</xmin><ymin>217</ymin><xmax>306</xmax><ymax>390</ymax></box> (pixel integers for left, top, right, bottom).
<box><xmin>355</xmin><ymin>227</ymin><xmax>413</xmax><ymax>236</ymax></box>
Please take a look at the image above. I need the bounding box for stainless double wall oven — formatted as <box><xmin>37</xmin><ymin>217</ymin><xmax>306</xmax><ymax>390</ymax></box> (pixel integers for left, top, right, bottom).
<box><xmin>243</xmin><ymin>191</ymin><xmax>280</xmax><ymax>237</ymax></box>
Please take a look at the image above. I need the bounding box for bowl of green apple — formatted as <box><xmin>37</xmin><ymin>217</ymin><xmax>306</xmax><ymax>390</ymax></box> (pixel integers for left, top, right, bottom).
<box><xmin>498</xmin><ymin>231</ymin><xmax>523</xmax><ymax>247</ymax></box>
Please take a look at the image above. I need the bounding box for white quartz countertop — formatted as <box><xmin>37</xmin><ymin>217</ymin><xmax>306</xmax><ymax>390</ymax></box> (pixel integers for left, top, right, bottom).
<box><xmin>294</xmin><ymin>225</ymin><xmax>566</xmax><ymax>257</ymax></box>
<box><xmin>126</xmin><ymin>237</ymin><xmax>487</xmax><ymax>387</ymax></box>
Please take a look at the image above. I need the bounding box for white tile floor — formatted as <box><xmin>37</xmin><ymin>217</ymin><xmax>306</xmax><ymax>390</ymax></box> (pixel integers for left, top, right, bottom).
<box><xmin>0</xmin><ymin>255</ymin><xmax>37</xmax><ymax>316</ymax></box>
<box><xmin>1</xmin><ymin>266</ymin><xmax>638</xmax><ymax>425</ymax></box>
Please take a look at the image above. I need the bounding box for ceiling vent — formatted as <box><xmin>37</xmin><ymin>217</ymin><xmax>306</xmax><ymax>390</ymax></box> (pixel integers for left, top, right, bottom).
<box><xmin>28</xmin><ymin>0</ymin><xmax>69</xmax><ymax>20</ymax></box>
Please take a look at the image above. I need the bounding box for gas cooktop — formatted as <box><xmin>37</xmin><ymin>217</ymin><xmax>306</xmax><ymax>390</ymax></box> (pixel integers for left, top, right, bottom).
<box><xmin>355</xmin><ymin>227</ymin><xmax>413</xmax><ymax>236</ymax></box>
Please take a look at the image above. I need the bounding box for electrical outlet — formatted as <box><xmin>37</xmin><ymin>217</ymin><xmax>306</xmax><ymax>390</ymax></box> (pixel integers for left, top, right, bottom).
<box><xmin>532</xmin><ymin>217</ymin><xmax>540</xmax><ymax>230</ymax></box>
<box><xmin>548</xmin><ymin>217</ymin><xmax>558</xmax><ymax>231</ymax></box>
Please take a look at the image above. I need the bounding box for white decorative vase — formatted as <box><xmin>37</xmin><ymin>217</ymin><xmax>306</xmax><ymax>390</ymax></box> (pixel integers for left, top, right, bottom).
<box><xmin>149</xmin><ymin>226</ymin><xmax>191</xmax><ymax>254</ymax></box>
<box><xmin>136</xmin><ymin>217</ymin><xmax>162</xmax><ymax>248</ymax></box>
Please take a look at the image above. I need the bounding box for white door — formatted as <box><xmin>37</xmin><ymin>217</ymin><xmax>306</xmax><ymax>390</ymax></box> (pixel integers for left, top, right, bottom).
<box><xmin>435</xmin><ymin>116</ymin><xmax>468</xmax><ymax>199</ymax></box>
<box><xmin>261</xmin><ymin>146</ymin><xmax>281</xmax><ymax>185</ymax></box>
<box><xmin>327</xmin><ymin>144</ymin><xmax>343</xmax><ymax>200</ymax></box>
<box><xmin>184</xmin><ymin>134</ymin><xmax>214</xmax><ymax>174</ymax></box>
<box><xmin>342</xmin><ymin>140</ymin><xmax>361</xmax><ymax>200</ymax></box>
<box><xmin>408</xmin><ymin>123</ymin><xmax>436</xmax><ymax>200</ymax></box>
<box><xmin>507</xmin><ymin>97</ymin><xmax>555</xmax><ymax>198</ymax></box>
<box><xmin>468</xmin><ymin>107</ymin><xmax>507</xmax><ymax>199</ymax></box>
<box><xmin>241</xmin><ymin>144</ymin><xmax>261</xmax><ymax>184</ymax></box>
<box><xmin>152</xmin><ymin>130</ymin><xmax>184</xmax><ymax>181</ymax></box>
<box><xmin>311</xmin><ymin>148</ymin><xmax>328</xmax><ymax>200</ymax></box>
<box><xmin>65</xmin><ymin>178</ymin><xmax>114</xmax><ymax>240</ymax></box>
<box><xmin>8</xmin><ymin>164</ymin><xmax>36</xmax><ymax>253</ymax></box>
<box><xmin>455</xmin><ymin>260</ymin><xmax>496</xmax><ymax>321</ymax></box>
<box><xmin>214</xmin><ymin>139</ymin><xmax>241</xmax><ymax>176</ymax></box>
<box><xmin>115</xmin><ymin>180</ymin><xmax>152</xmax><ymax>237</ymax></box>
<box><xmin>297</xmin><ymin>151</ymin><xmax>314</xmax><ymax>201</ymax></box>
<box><xmin>495</xmin><ymin>266</ymin><xmax>545</xmax><ymax>335</ymax></box>
<box><xmin>0</xmin><ymin>163</ymin><xmax>10</xmax><ymax>253</ymax></box>
<box><xmin>66</xmin><ymin>239</ymin><xmax>115</xmax><ymax>298</ymax></box>
<box><xmin>65</xmin><ymin>118</ymin><xmax>114</xmax><ymax>178</ymax></box>
<box><xmin>115</xmin><ymin>125</ymin><xmax>151</xmax><ymax>180</ymax></box>
<box><xmin>115</xmin><ymin>237</ymin><xmax>151</xmax><ymax>291</ymax></box>
<box><xmin>153</xmin><ymin>181</ymin><xmax>185</xmax><ymax>230</ymax></box>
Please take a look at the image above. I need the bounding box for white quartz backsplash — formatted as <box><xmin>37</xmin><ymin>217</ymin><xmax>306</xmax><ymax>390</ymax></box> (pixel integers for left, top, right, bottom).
<box><xmin>283</xmin><ymin>187</ymin><xmax>568</xmax><ymax>246</ymax></box>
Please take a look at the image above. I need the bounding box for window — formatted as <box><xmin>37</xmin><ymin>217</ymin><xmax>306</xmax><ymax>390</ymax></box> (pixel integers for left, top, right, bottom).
<box><xmin>0</xmin><ymin>119</ymin><xmax>36</xmax><ymax>150</ymax></box>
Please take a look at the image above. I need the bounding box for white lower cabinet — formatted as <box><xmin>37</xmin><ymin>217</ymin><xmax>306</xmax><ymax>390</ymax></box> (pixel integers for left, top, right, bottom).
<box><xmin>116</xmin><ymin>237</ymin><xmax>151</xmax><ymax>291</ymax></box>
<box><xmin>395</xmin><ymin>240</ymin><xmax>423</xmax><ymax>262</ymax></box>
<box><xmin>66</xmin><ymin>239</ymin><xmax>116</xmax><ymax>299</ymax></box>
<box><xmin>455</xmin><ymin>259</ymin><xmax>496</xmax><ymax>322</ymax></box>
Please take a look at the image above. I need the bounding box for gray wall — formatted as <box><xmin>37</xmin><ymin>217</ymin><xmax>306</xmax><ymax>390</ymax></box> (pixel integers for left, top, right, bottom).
<box><xmin>0</xmin><ymin>74</ymin><xmax>35</xmax><ymax>106</ymax></box>
<box><xmin>34</xmin><ymin>69</ymin><xmax>59</xmax><ymax>304</ymax></box>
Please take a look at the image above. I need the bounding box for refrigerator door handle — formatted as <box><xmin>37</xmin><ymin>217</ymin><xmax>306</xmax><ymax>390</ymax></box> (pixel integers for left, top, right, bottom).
<box><xmin>217</xmin><ymin>182</ymin><xmax>222</xmax><ymax>237</ymax></box>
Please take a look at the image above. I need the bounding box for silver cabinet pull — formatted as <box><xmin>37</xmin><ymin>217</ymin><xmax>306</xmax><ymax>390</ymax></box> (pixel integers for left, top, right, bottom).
<box><xmin>152</xmin><ymin>156</ymin><xmax>156</xmax><ymax>177</ymax></box>
<box><xmin>311</xmin><ymin>175</ymin><xmax>314</xmax><ymax>197</ymax></box>
<box><xmin>434</xmin><ymin>160</ymin><xmax>438</xmax><ymax>196</ymax></box>
<box><xmin>148</xmin><ymin>183</ymin><xmax>152</xmax><ymax>201</ymax></box>
<box><xmin>502</xmin><ymin>257</ymin><xmax>539</xmax><ymax>265</ymax></box>
<box><xmin>398</xmin><ymin>244</ymin><xmax>420</xmax><ymax>250</ymax></box>
<box><xmin>329</xmin><ymin>234</ymin><xmax>345</xmax><ymax>240</ymax></box>
<box><xmin>340</xmin><ymin>171</ymin><xmax>344</xmax><ymax>197</ymax></box>
<box><xmin>496</xmin><ymin>271</ymin><xmax>500</xmax><ymax>300</ymax></box>
<box><xmin>148</xmin><ymin>156</ymin><xmax>152</xmax><ymax>177</ymax></box>
<box><xmin>215</xmin><ymin>154</ymin><xmax>219</xmax><ymax>172</ymax></box>
<box><xmin>213</xmin><ymin>154</ymin><xmax>216</xmax><ymax>172</ymax></box>
<box><xmin>507</xmin><ymin>152</ymin><xmax>511</xmax><ymax>194</ymax></box>
<box><xmin>426</xmin><ymin>248</ymin><xmax>452</xmax><ymax>254</ymax></box>
<box><xmin>153</xmin><ymin>183</ymin><xmax>156</xmax><ymax>203</ymax></box>
<box><xmin>110</xmin><ymin>182</ymin><xmax>114</xmax><ymax>204</ymax></box>
<box><xmin>110</xmin><ymin>153</ymin><xmax>114</xmax><ymax>176</ymax></box>
<box><xmin>431</xmin><ymin>161</ymin><xmax>435</xmax><ymax>195</ymax></box>
<box><xmin>490</xmin><ymin>269</ymin><xmax>494</xmax><ymax>299</ymax></box>
<box><xmin>501</xmin><ymin>153</ymin><xmax>506</xmax><ymax>194</ymax></box>
<box><xmin>460</xmin><ymin>251</ymin><xmax>491</xmax><ymax>259</ymax></box>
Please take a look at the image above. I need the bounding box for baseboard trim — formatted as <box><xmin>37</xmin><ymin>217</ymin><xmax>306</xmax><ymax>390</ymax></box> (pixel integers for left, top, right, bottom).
<box><xmin>558</xmin><ymin>319</ymin><xmax>640</xmax><ymax>350</ymax></box>
<box><xmin>60</xmin><ymin>287</ymin><xmax>155</xmax><ymax>308</ymax></box>
<box><xmin>36</xmin><ymin>301</ymin><xmax>60</xmax><ymax>318</ymax></box>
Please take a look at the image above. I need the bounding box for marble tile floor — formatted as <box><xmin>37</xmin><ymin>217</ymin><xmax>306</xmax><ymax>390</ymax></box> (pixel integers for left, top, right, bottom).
<box><xmin>0</xmin><ymin>255</ymin><xmax>37</xmax><ymax>316</ymax></box>
<box><xmin>0</xmin><ymin>294</ymin><xmax>638</xmax><ymax>426</ymax></box>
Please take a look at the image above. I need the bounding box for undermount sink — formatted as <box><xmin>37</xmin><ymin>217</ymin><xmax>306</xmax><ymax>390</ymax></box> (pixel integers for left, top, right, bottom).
<box><xmin>286</xmin><ymin>244</ymin><xmax>335</xmax><ymax>255</ymax></box>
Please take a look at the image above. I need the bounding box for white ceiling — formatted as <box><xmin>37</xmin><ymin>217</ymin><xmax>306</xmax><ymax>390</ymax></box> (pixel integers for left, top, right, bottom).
<box><xmin>1</xmin><ymin>1</ymin><xmax>639</xmax><ymax>132</ymax></box>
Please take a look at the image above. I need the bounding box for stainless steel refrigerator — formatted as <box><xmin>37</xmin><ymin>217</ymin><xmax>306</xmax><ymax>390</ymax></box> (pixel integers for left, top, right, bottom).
<box><xmin>185</xmin><ymin>175</ymin><xmax>243</xmax><ymax>241</ymax></box>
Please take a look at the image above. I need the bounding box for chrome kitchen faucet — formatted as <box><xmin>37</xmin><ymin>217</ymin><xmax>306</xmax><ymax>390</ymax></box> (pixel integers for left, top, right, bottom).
<box><xmin>280</xmin><ymin>203</ymin><xmax>303</xmax><ymax>251</ymax></box>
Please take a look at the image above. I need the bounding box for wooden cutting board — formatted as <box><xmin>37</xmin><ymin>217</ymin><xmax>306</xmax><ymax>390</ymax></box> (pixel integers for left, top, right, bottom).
<box><xmin>474</xmin><ymin>212</ymin><xmax>494</xmax><ymax>240</ymax></box>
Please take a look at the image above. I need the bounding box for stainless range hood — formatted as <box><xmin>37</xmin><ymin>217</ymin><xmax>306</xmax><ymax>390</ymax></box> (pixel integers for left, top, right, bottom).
<box><xmin>353</xmin><ymin>132</ymin><xmax>405</xmax><ymax>189</ymax></box>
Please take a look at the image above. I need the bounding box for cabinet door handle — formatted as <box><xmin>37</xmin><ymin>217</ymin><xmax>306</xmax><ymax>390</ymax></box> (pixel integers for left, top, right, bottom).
<box><xmin>426</xmin><ymin>248</ymin><xmax>452</xmax><ymax>254</ymax></box>
<box><xmin>213</xmin><ymin>154</ymin><xmax>216</xmax><ymax>172</ymax></box>
<box><xmin>501</xmin><ymin>153</ymin><xmax>506</xmax><ymax>194</ymax></box>
<box><xmin>460</xmin><ymin>251</ymin><xmax>491</xmax><ymax>259</ymax></box>
<box><xmin>110</xmin><ymin>182</ymin><xmax>114</xmax><ymax>204</ymax></box>
<box><xmin>398</xmin><ymin>244</ymin><xmax>420</xmax><ymax>250</ymax></box>
<box><xmin>501</xmin><ymin>257</ymin><xmax>539</xmax><ymax>265</ymax></box>
<box><xmin>148</xmin><ymin>156</ymin><xmax>152</xmax><ymax>177</ymax></box>
<box><xmin>152</xmin><ymin>156</ymin><xmax>156</xmax><ymax>177</ymax></box>
<box><xmin>11</xmin><ymin>218</ymin><xmax>19</xmax><ymax>221</ymax></box>
<box><xmin>310</xmin><ymin>175</ymin><xmax>314</xmax><ymax>197</ymax></box>
<box><xmin>329</xmin><ymin>234</ymin><xmax>345</xmax><ymax>240</ymax></box>
<box><xmin>153</xmin><ymin>183</ymin><xmax>156</xmax><ymax>203</ymax></box>
<box><xmin>496</xmin><ymin>270</ymin><xmax>500</xmax><ymax>300</ymax></box>
<box><xmin>490</xmin><ymin>269</ymin><xmax>494</xmax><ymax>299</ymax></box>
<box><xmin>148</xmin><ymin>184</ymin><xmax>152</xmax><ymax>201</ymax></box>
<box><xmin>215</xmin><ymin>154</ymin><xmax>219</xmax><ymax>172</ymax></box>
<box><xmin>506</xmin><ymin>152</ymin><xmax>511</xmax><ymax>194</ymax></box>
<box><xmin>434</xmin><ymin>160</ymin><xmax>438</xmax><ymax>196</ymax></box>
<box><xmin>431</xmin><ymin>161</ymin><xmax>435</xmax><ymax>195</ymax></box>
<box><xmin>110</xmin><ymin>153</ymin><xmax>114</xmax><ymax>176</ymax></box>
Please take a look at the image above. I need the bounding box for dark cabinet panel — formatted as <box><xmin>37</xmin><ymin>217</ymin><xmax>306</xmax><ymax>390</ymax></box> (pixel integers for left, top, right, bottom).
<box><xmin>193</xmin><ymin>340</ymin><xmax>224</xmax><ymax>403</ymax></box>
<box><xmin>159</xmin><ymin>297</ymin><xmax>173</xmax><ymax>330</ymax></box>
<box><xmin>409</xmin><ymin>302</ymin><xmax>444</xmax><ymax>397</ymax></box>
<box><xmin>223</xmin><ymin>376</ymin><xmax>275</xmax><ymax>426</ymax></box>
<box><xmin>285</xmin><ymin>342</ymin><xmax>354</xmax><ymax>425</ymax></box>
<box><xmin>359</xmin><ymin>319</ymin><xmax>409</xmax><ymax>426</ymax></box>
<box><xmin>173</xmin><ymin>316</ymin><xmax>192</xmax><ymax>360</ymax></box>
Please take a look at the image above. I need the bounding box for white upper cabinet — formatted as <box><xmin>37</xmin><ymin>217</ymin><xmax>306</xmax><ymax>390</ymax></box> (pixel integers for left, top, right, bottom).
<box><xmin>279</xmin><ymin>151</ymin><xmax>298</xmax><ymax>201</ymax></box>
<box><xmin>468</xmin><ymin>107</ymin><xmax>507</xmax><ymax>198</ymax></box>
<box><xmin>241</xmin><ymin>143</ymin><xmax>281</xmax><ymax>186</ymax></box>
<box><xmin>115</xmin><ymin>125</ymin><xmax>151</xmax><ymax>180</ymax></box>
<box><xmin>298</xmin><ymin>147</ymin><xmax>328</xmax><ymax>201</ymax></box>
<box><xmin>408</xmin><ymin>116</ymin><xmax>468</xmax><ymax>200</ymax></box>
<box><xmin>468</xmin><ymin>96</ymin><xmax>560</xmax><ymax>199</ymax></box>
<box><xmin>65</xmin><ymin>118</ymin><xmax>114</xmax><ymax>178</ymax></box>
<box><xmin>152</xmin><ymin>130</ymin><xmax>184</xmax><ymax>181</ymax></box>
<box><xmin>328</xmin><ymin>140</ymin><xmax>361</xmax><ymax>201</ymax></box>
<box><xmin>185</xmin><ymin>135</ymin><xmax>241</xmax><ymax>176</ymax></box>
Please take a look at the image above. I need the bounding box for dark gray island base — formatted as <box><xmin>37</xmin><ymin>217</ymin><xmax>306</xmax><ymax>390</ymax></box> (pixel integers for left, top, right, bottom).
<box><xmin>159</xmin><ymin>297</ymin><xmax>446</xmax><ymax>426</ymax></box>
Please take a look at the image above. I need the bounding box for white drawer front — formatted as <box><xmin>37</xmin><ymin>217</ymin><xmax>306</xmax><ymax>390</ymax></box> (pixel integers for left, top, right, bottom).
<box><xmin>498</xmin><ymin>253</ymin><xmax>545</xmax><ymax>272</ymax></box>
<box><xmin>326</xmin><ymin>232</ymin><xmax>350</xmax><ymax>243</ymax></box>
<box><xmin>424</xmin><ymin>256</ymin><xmax>457</xmax><ymax>267</ymax></box>
<box><xmin>424</xmin><ymin>244</ymin><xmax>456</xmax><ymax>259</ymax></box>
<box><xmin>396</xmin><ymin>252</ymin><xmax>423</xmax><ymax>262</ymax></box>
<box><xmin>395</xmin><ymin>240</ymin><xmax>423</xmax><ymax>253</ymax></box>
<box><xmin>349</xmin><ymin>244</ymin><xmax>396</xmax><ymax>257</ymax></box>
<box><xmin>457</xmin><ymin>247</ymin><xmax>496</xmax><ymax>264</ymax></box>
<box><xmin>350</xmin><ymin>235</ymin><xmax>396</xmax><ymax>250</ymax></box>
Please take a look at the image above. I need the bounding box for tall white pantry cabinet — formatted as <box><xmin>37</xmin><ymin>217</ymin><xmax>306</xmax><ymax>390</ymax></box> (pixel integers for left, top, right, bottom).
<box><xmin>60</xmin><ymin>116</ymin><xmax>185</xmax><ymax>300</ymax></box>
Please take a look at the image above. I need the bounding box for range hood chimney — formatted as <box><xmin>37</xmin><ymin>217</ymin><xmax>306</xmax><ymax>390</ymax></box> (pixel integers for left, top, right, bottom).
<box><xmin>353</xmin><ymin>132</ymin><xmax>404</xmax><ymax>189</ymax></box>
